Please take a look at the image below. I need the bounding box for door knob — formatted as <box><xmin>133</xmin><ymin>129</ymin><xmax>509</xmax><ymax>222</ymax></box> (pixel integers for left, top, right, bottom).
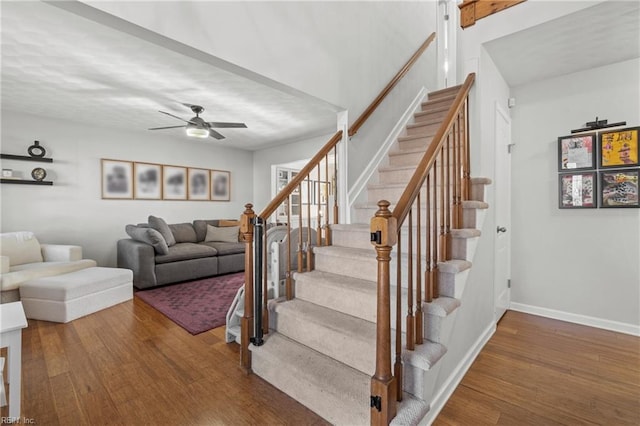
<box><xmin>497</xmin><ymin>226</ymin><xmax>507</xmax><ymax>233</ymax></box>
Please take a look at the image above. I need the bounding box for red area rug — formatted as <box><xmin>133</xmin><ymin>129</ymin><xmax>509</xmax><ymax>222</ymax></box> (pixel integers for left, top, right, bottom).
<box><xmin>136</xmin><ymin>272</ymin><xmax>244</xmax><ymax>335</ymax></box>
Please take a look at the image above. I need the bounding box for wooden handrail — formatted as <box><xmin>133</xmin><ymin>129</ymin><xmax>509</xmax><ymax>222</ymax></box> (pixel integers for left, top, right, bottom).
<box><xmin>391</xmin><ymin>73</ymin><xmax>475</xmax><ymax>225</ymax></box>
<box><xmin>259</xmin><ymin>130</ymin><xmax>343</xmax><ymax>219</ymax></box>
<box><xmin>349</xmin><ymin>32</ymin><xmax>435</xmax><ymax>138</ymax></box>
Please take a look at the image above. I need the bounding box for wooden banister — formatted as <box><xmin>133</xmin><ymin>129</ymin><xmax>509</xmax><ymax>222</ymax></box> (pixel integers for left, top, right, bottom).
<box><xmin>370</xmin><ymin>72</ymin><xmax>476</xmax><ymax>425</ymax></box>
<box><xmin>391</xmin><ymin>73</ymin><xmax>475</xmax><ymax>225</ymax></box>
<box><xmin>349</xmin><ymin>32</ymin><xmax>436</xmax><ymax>138</ymax></box>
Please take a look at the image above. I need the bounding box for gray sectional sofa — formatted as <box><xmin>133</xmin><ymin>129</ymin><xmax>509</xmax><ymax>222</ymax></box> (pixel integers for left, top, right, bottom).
<box><xmin>117</xmin><ymin>217</ymin><xmax>244</xmax><ymax>289</ymax></box>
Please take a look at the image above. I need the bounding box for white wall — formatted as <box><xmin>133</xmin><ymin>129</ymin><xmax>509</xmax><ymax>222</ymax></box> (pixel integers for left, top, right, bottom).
<box><xmin>251</xmin><ymin>132</ymin><xmax>334</xmax><ymax>213</ymax></box>
<box><xmin>510</xmin><ymin>58</ymin><xmax>640</xmax><ymax>327</ymax></box>
<box><xmin>81</xmin><ymin>1</ymin><xmax>439</xmax><ymax>190</ymax></box>
<box><xmin>0</xmin><ymin>111</ymin><xmax>253</xmax><ymax>267</ymax></box>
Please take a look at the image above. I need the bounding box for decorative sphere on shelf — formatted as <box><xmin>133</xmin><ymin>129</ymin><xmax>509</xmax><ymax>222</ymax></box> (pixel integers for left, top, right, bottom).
<box><xmin>31</xmin><ymin>167</ymin><xmax>47</xmax><ymax>181</ymax></box>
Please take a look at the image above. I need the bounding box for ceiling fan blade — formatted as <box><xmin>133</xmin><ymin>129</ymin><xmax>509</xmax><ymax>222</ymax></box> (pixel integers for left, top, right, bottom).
<box><xmin>209</xmin><ymin>129</ymin><xmax>226</xmax><ymax>140</ymax></box>
<box><xmin>206</xmin><ymin>122</ymin><xmax>247</xmax><ymax>128</ymax></box>
<box><xmin>148</xmin><ymin>125</ymin><xmax>187</xmax><ymax>130</ymax></box>
<box><xmin>158</xmin><ymin>110</ymin><xmax>197</xmax><ymax>125</ymax></box>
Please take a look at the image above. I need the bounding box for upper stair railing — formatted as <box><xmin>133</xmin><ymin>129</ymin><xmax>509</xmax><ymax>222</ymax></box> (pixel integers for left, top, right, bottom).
<box><xmin>369</xmin><ymin>73</ymin><xmax>476</xmax><ymax>425</ymax></box>
<box><xmin>239</xmin><ymin>32</ymin><xmax>436</xmax><ymax>372</ymax></box>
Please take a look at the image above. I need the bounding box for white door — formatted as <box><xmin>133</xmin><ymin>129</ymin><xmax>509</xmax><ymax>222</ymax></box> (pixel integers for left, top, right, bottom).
<box><xmin>494</xmin><ymin>103</ymin><xmax>512</xmax><ymax>322</ymax></box>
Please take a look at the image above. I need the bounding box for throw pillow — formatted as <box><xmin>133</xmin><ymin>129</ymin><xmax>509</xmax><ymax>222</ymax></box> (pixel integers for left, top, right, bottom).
<box><xmin>169</xmin><ymin>223</ymin><xmax>198</xmax><ymax>243</ymax></box>
<box><xmin>205</xmin><ymin>225</ymin><xmax>240</xmax><ymax>243</ymax></box>
<box><xmin>0</xmin><ymin>231</ymin><xmax>44</xmax><ymax>266</ymax></box>
<box><xmin>148</xmin><ymin>215</ymin><xmax>176</xmax><ymax>246</ymax></box>
<box><xmin>125</xmin><ymin>225</ymin><xmax>169</xmax><ymax>255</ymax></box>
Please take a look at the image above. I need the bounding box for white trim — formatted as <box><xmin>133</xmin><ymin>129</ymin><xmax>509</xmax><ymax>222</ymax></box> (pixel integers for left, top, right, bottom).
<box><xmin>510</xmin><ymin>303</ymin><xmax>640</xmax><ymax>337</ymax></box>
<box><xmin>337</xmin><ymin>110</ymin><xmax>349</xmax><ymax>224</ymax></box>
<box><xmin>421</xmin><ymin>321</ymin><xmax>496</xmax><ymax>425</ymax></box>
<box><xmin>347</xmin><ymin>87</ymin><xmax>428</xmax><ymax>215</ymax></box>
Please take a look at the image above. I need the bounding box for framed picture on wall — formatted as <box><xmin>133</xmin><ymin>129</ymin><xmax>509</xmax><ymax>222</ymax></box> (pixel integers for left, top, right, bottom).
<box><xmin>163</xmin><ymin>165</ymin><xmax>187</xmax><ymax>200</ymax></box>
<box><xmin>211</xmin><ymin>169</ymin><xmax>231</xmax><ymax>201</ymax></box>
<box><xmin>315</xmin><ymin>180</ymin><xmax>330</xmax><ymax>205</ymax></box>
<box><xmin>188</xmin><ymin>168</ymin><xmax>210</xmax><ymax>201</ymax></box>
<box><xmin>558</xmin><ymin>171</ymin><xmax>597</xmax><ymax>209</ymax></box>
<box><xmin>557</xmin><ymin>133</ymin><xmax>596</xmax><ymax>171</ymax></box>
<box><xmin>101</xmin><ymin>159</ymin><xmax>133</xmax><ymax>199</ymax></box>
<box><xmin>599</xmin><ymin>169</ymin><xmax>639</xmax><ymax>208</ymax></box>
<box><xmin>599</xmin><ymin>126</ymin><xmax>639</xmax><ymax>168</ymax></box>
<box><xmin>134</xmin><ymin>162</ymin><xmax>162</xmax><ymax>200</ymax></box>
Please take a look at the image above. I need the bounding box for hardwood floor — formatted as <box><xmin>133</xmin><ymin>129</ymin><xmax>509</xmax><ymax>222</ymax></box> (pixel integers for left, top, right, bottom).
<box><xmin>1</xmin><ymin>296</ymin><xmax>329</xmax><ymax>425</ymax></box>
<box><xmin>2</xmin><ymin>301</ymin><xmax>638</xmax><ymax>425</ymax></box>
<box><xmin>435</xmin><ymin>310</ymin><xmax>640</xmax><ymax>425</ymax></box>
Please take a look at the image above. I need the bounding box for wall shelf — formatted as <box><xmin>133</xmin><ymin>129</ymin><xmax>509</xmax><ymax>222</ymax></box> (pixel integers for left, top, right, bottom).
<box><xmin>0</xmin><ymin>154</ymin><xmax>53</xmax><ymax>163</ymax></box>
<box><xmin>1</xmin><ymin>179</ymin><xmax>53</xmax><ymax>186</ymax></box>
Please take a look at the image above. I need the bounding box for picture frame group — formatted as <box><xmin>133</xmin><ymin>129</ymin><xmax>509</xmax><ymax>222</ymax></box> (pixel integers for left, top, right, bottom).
<box><xmin>557</xmin><ymin>126</ymin><xmax>639</xmax><ymax>209</ymax></box>
<box><xmin>101</xmin><ymin>159</ymin><xmax>231</xmax><ymax>201</ymax></box>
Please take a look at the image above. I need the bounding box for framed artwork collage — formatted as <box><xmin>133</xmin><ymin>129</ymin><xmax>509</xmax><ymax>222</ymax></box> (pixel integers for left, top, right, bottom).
<box><xmin>557</xmin><ymin>126</ymin><xmax>639</xmax><ymax>209</ymax></box>
<box><xmin>101</xmin><ymin>159</ymin><xmax>231</xmax><ymax>201</ymax></box>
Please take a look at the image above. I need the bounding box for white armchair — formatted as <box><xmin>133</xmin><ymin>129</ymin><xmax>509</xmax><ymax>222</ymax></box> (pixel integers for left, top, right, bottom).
<box><xmin>0</xmin><ymin>232</ymin><xmax>96</xmax><ymax>302</ymax></box>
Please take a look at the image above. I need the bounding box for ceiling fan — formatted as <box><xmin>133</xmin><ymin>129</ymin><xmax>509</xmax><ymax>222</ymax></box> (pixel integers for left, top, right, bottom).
<box><xmin>149</xmin><ymin>103</ymin><xmax>247</xmax><ymax>140</ymax></box>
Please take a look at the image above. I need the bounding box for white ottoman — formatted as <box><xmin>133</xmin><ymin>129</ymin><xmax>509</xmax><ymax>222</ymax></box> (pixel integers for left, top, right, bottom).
<box><xmin>19</xmin><ymin>267</ymin><xmax>133</xmax><ymax>323</ymax></box>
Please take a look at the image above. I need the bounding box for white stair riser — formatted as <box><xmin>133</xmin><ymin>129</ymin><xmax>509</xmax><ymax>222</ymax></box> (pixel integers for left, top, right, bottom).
<box><xmin>250</xmin><ymin>342</ymin><xmax>370</xmax><ymax>425</ymax></box>
<box><xmin>414</xmin><ymin>110</ymin><xmax>447</xmax><ymax>123</ymax></box>
<box><xmin>406</xmin><ymin>122</ymin><xmax>441</xmax><ymax>137</ymax></box>
<box><xmin>331</xmin><ymin>226</ymin><xmax>478</xmax><ymax>262</ymax></box>
<box><xmin>425</xmin><ymin>308</ymin><xmax>458</xmax><ymax>345</ymax></box>
<box><xmin>450</xmin><ymin>235</ymin><xmax>479</xmax><ymax>262</ymax></box>
<box><xmin>439</xmin><ymin>268</ymin><xmax>469</xmax><ymax>299</ymax></box>
<box><xmin>354</xmin><ymin>203</ymin><xmax>485</xmax><ymax>230</ymax></box>
<box><xmin>397</xmin><ymin>137</ymin><xmax>432</xmax><ymax>152</ymax></box>
<box><xmin>378</xmin><ymin>162</ymin><xmax>461</xmax><ymax>185</ymax></box>
<box><xmin>404</xmin><ymin>362</ymin><xmax>443</xmax><ymax>402</ymax></box>
<box><xmin>271</xmin><ymin>307</ymin><xmax>376</xmax><ymax>375</ymax></box>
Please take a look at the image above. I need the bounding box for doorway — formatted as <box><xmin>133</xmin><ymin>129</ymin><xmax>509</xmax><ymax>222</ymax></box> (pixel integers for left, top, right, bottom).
<box><xmin>494</xmin><ymin>102</ymin><xmax>512</xmax><ymax>321</ymax></box>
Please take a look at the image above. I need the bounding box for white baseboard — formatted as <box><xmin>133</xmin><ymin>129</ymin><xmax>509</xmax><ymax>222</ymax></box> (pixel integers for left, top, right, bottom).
<box><xmin>421</xmin><ymin>321</ymin><xmax>496</xmax><ymax>425</ymax></box>
<box><xmin>347</xmin><ymin>87</ymin><xmax>428</xmax><ymax>213</ymax></box>
<box><xmin>510</xmin><ymin>302</ymin><xmax>640</xmax><ymax>337</ymax></box>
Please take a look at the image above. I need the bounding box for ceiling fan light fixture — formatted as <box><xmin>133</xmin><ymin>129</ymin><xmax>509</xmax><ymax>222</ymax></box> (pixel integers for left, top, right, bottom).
<box><xmin>185</xmin><ymin>125</ymin><xmax>209</xmax><ymax>138</ymax></box>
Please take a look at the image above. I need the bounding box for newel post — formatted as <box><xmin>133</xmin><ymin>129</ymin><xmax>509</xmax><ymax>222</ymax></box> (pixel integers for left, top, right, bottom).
<box><xmin>370</xmin><ymin>200</ymin><xmax>398</xmax><ymax>425</ymax></box>
<box><xmin>240</xmin><ymin>203</ymin><xmax>255</xmax><ymax>372</ymax></box>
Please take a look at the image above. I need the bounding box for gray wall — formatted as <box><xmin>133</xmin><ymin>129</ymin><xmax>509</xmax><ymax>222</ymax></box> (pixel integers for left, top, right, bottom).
<box><xmin>510</xmin><ymin>58</ymin><xmax>640</xmax><ymax>326</ymax></box>
<box><xmin>0</xmin><ymin>111</ymin><xmax>253</xmax><ymax>267</ymax></box>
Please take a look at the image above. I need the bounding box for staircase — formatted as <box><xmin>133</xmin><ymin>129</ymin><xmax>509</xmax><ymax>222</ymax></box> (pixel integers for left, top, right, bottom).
<box><xmin>248</xmin><ymin>84</ymin><xmax>491</xmax><ymax>425</ymax></box>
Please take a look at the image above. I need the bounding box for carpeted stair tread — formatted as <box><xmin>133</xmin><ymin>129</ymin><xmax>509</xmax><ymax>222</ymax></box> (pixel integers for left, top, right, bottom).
<box><xmin>397</xmin><ymin>133</ymin><xmax>436</xmax><ymax>143</ymax></box>
<box><xmin>402</xmin><ymin>337</ymin><xmax>447</xmax><ymax>370</ymax></box>
<box><xmin>450</xmin><ymin>228</ymin><xmax>481</xmax><ymax>238</ymax></box>
<box><xmin>438</xmin><ymin>259</ymin><xmax>472</xmax><ymax>274</ymax></box>
<box><xmin>424</xmin><ymin>296</ymin><xmax>461</xmax><ymax>318</ymax></box>
<box><xmin>391</xmin><ymin>392</ymin><xmax>430</xmax><ymax>426</ymax></box>
<box><xmin>250</xmin><ymin>332</ymin><xmax>370</xmax><ymax>425</ymax></box>
<box><xmin>428</xmin><ymin>85</ymin><xmax>462</xmax><ymax>99</ymax></box>
<box><xmin>272</xmin><ymin>298</ymin><xmax>377</xmax><ymax>374</ymax></box>
<box><xmin>462</xmin><ymin>200</ymin><xmax>489</xmax><ymax>209</ymax></box>
<box><xmin>471</xmin><ymin>177</ymin><xmax>492</xmax><ymax>185</ymax></box>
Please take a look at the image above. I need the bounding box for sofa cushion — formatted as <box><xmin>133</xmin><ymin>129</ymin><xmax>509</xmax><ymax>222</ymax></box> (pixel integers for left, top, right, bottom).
<box><xmin>201</xmin><ymin>242</ymin><xmax>244</xmax><ymax>256</ymax></box>
<box><xmin>2</xmin><ymin>259</ymin><xmax>97</xmax><ymax>292</ymax></box>
<box><xmin>148</xmin><ymin>215</ymin><xmax>176</xmax><ymax>246</ymax></box>
<box><xmin>169</xmin><ymin>223</ymin><xmax>198</xmax><ymax>243</ymax></box>
<box><xmin>193</xmin><ymin>220</ymin><xmax>220</xmax><ymax>242</ymax></box>
<box><xmin>125</xmin><ymin>225</ymin><xmax>169</xmax><ymax>255</ymax></box>
<box><xmin>205</xmin><ymin>225</ymin><xmax>240</xmax><ymax>243</ymax></box>
<box><xmin>154</xmin><ymin>243</ymin><xmax>217</xmax><ymax>264</ymax></box>
<box><xmin>0</xmin><ymin>231</ymin><xmax>43</xmax><ymax>266</ymax></box>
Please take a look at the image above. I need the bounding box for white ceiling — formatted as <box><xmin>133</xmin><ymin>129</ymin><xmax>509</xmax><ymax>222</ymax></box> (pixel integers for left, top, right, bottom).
<box><xmin>0</xmin><ymin>1</ymin><xmax>340</xmax><ymax>151</ymax></box>
<box><xmin>484</xmin><ymin>1</ymin><xmax>640</xmax><ymax>87</ymax></box>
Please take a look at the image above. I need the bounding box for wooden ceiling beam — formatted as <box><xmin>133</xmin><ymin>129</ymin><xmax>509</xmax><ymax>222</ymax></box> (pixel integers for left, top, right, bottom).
<box><xmin>458</xmin><ymin>0</ymin><xmax>527</xmax><ymax>29</ymax></box>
